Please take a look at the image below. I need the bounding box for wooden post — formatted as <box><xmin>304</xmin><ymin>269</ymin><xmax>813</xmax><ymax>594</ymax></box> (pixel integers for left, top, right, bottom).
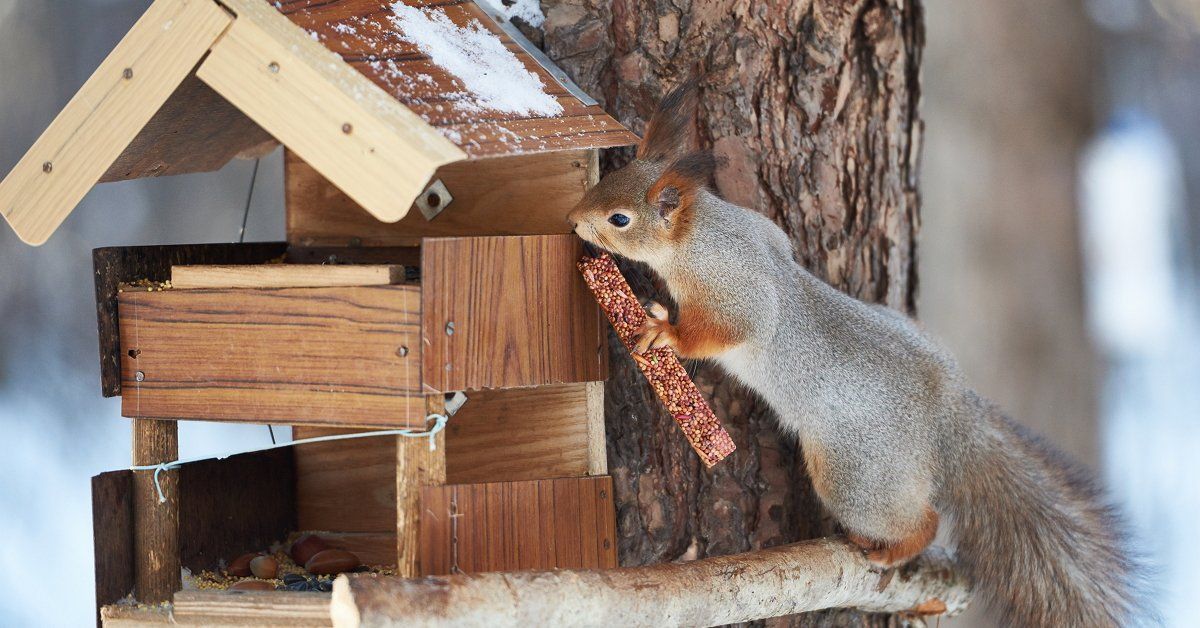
<box><xmin>396</xmin><ymin>396</ymin><xmax>448</xmax><ymax>577</ymax></box>
<box><xmin>132</xmin><ymin>418</ymin><xmax>180</xmax><ymax>603</ymax></box>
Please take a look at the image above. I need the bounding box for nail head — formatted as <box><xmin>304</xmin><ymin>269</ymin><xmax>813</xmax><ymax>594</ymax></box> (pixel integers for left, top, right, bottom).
<box><xmin>123</xmin><ymin>68</ymin><xmax>134</xmax><ymax>80</ymax></box>
<box><xmin>268</xmin><ymin>62</ymin><xmax>280</xmax><ymax>73</ymax></box>
<box><xmin>134</xmin><ymin>371</ymin><xmax>145</xmax><ymax>382</ymax></box>
<box><xmin>42</xmin><ymin>161</ymin><xmax>53</xmax><ymax>173</ymax></box>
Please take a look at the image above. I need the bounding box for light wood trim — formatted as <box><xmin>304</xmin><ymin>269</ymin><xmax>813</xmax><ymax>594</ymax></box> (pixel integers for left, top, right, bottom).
<box><xmin>0</xmin><ymin>0</ymin><xmax>232</xmax><ymax>246</ymax></box>
<box><xmin>170</xmin><ymin>264</ymin><xmax>403</xmax><ymax>289</ymax></box>
<box><xmin>396</xmin><ymin>395</ymin><xmax>447</xmax><ymax>577</ymax></box>
<box><xmin>199</xmin><ymin>0</ymin><xmax>466</xmax><ymax>226</ymax></box>
<box><xmin>585</xmin><ymin>381</ymin><xmax>607</xmax><ymax>475</ymax></box>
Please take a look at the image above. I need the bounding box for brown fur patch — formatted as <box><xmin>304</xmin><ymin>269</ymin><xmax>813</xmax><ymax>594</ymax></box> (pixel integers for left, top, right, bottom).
<box><xmin>637</xmin><ymin>80</ymin><xmax>698</xmax><ymax>161</ymax></box>
<box><xmin>802</xmin><ymin>442</ymin><xmax>830</xmax><ymax>498</ymax></box>
<box><xmin>671</xmin><ymin>305</ymin><xmax>744</xmax><ymax>358</ymax></box>
<box><xmin>849</xmin><ymin>507</ymin><xmax>940</xmax><ymax>567</ymax></box>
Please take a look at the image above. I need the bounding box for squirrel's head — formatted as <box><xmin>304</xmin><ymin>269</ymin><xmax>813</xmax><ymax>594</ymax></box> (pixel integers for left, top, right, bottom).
<box><xmin>568</xmin><ymin>80</ymin><xmax>717</xmax><ymax>265</ymax></box>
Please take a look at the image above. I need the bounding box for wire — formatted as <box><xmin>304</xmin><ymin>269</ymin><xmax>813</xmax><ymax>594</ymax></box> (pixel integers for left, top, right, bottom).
<box><xmin>235</xmin><ymin>158</ymin><xmax>273</xmax><ymax>445</ymax></box>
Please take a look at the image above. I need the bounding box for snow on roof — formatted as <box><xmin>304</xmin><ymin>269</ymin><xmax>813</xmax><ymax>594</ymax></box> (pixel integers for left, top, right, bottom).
<box><xmin>386</xmin><ymin>2</ymin><xmax>562</xmax><ymax>118</ymax></box>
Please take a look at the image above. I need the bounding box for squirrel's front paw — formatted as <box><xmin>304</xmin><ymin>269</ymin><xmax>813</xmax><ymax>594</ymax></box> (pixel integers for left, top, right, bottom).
<box><xmin>634</xmin><ymin>302</ymin><xmax>676</xmax><ymax>354</ymax></box>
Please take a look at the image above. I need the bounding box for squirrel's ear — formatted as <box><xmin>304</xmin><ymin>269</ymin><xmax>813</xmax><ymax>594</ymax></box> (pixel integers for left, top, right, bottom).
<box><xmin>637</xmin><ymin>79</ymin><xmax>699</xmax><ymax>161</ymax></box>
<box><xmin>647</xmin><ymin>151</ymin><xmax>717</xmax><ymax>219</ymax></box>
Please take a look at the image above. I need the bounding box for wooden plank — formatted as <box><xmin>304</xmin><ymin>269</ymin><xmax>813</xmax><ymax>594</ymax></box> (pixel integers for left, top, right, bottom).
<box><xmin>132</xmin><ymin>419</ymin><xmax>180</xmax><ymax>604</ymax></box>
<box><xmin>199</xmin><ymin>0</ymin><xmax>466</xmax><ymax>226</ymax></box>
<box><xmin>93</xmin><ymin>471</ymin><xmax>135</xmax><ymax>628</ymax></box>
<box><xmin>94</xmin><ymin>242</ymin><xmax>289</xmax><ymax>397</ymax></box>
<box><xmin>285</xmin><ymin>149</ymin><xmax>594</xmax><ymax>248</ymax></box>
<box><xmin>269</xmin><ymin>1</ymin><xmax>637</xmax><ymax>158</ymax></box>
<box><xmin>418</xmin><ymin>477</ymin><xmax>616</xmax><ymax>575</ymax></box>
<box><xmin>292</xmin><ymin>383</ymin><xmax>600</xmax><ymax>543</ymax></box>
<box><xmin>585</xmin><ymin>381</ymin><xmax>607</xmax><ymax>476</ymax></box>
<box><xmin>172</xmin><ymin>591</ymin><xmax>331</xmax><ymax>627</ymax></box>
<box><xmin>171</xmin><ymin>264</ymin><xmax>402</xmax><ymax>289</ymax></box>
<box><xmin>118</xmin><ymin>285</ymin><xmax>424</xmax><ymax>427</ymax></box>
<box><xmin>179</xmin><ymin>448</ymin><xmax>296</xmax><ymax>573</ymax></box>
<box><xmin>396</xmin><ymin>395</ymin><xmax>447</xmax><ymax>577</ymax></box>
<box><xmin>98</xmin><ymin>73</ymin><xmax>277</xmax><ymax>183</ymax></box>
<box><xmin>421</xmin><ymin>235</ymin><xmax>605</xmax><ymax>391</ymax></box>
<box><xmin>0</xmin><ymin>0</ymin><xmax>233</xmax><ymax>246</ymax></box>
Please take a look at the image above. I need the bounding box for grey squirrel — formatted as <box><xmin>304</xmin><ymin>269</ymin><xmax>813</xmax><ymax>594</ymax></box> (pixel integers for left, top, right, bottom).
<box><xmin>568</xmin><ymin>81</ymin><xmax>1144</xmax><ymax>626</ymax></box>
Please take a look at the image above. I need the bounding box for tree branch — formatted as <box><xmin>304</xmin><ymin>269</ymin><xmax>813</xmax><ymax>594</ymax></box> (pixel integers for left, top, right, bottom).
<box><xmin>330</xmin><ymin>538</ymin><xmax>971</xmax><ymax>627</ymax></box>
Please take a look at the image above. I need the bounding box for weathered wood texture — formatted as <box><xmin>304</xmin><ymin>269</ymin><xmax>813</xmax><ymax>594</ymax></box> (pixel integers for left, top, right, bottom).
<box><xmin>101</xmin><ymin>591</ymin><xmax>332</xmax><ymax>628</ymax></box>
<box><xmin>396</xmin><ymin>397</ymin><xmax>447</xmax><ymax>577</ymax></box>
<box><xmin>270</xmin><ymin>0</ymin><xmax>637</xmax><ymax>158</ymax></box>
<box><xmin>98</xmin><ymin>73</ymin><xmax>277</xmax><ymax>183</ymax></box>
<box><xmin>539</xmin><ymin>1</ymin><xmax>923</xmax><ymax>625</ymax></box>
<box><xmin>93</xmin><ymin>471</ymin><xmax>135</xmax><ymax>628</ymax></box>
<box><xmin>292</xmin><ymin>382</ymin><xmax>604</xmax><ymax>554</ymax></box>
<box><xmin>333</xmin><ymin>539</ymin><xmax>968</xmax><ymax>627</ymax></box>
<box><xmin>0</xmin><ymin>0</ymin><xmax>232</xmax><ymax>246</ymax></box>
<box><xmin>178</xmin><ymin>448</ymin><xmax>296</xmax><ymax>573</ymax></box>
<box><xmin>94</xmin><ymin>242</ymin><xmax>288</xmax><ymax>397</ymax></box>
<box><xmin>132</xmin><ymin>419</ymin><xmax>180</xmax><ymax>604</ymax></box>
<box><xmin>118</xmin><ymin>285</ymin><xmax>424</xmax><ymax>427</ymax></box>
<box><xmin>418</xmin><ymin>476</ymin><xmax>618</xmax><ymax>575</ymax></box>
<box><xmin>171</xmin><ymin>264</ymin><xmax>401</xmax><ymax>289</ymax></box>
<box><xmin>421</xmin><ymin>235</ymin><xmax>605</xmax><ymax>392</ymax></box>
<box><xmin>285</xmin><ymin>149</ymin><xmax>595</xmax><ymax>248</ymax></box>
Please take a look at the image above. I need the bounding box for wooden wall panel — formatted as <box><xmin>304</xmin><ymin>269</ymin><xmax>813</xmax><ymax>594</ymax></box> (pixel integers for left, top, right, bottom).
<box><xmin>285</xmin><ymin>149</ymin><xmax>594</xmax><ymax>248</ymax></box>
<box><xmin>94</xmin><ymin>242</ymin><xmax>289</xmax><ymax>398</ymax></box>
<box><xmin>92</xmin><ymin>471</ymin><xmax>134</xmax><ymax>628</ymax></box>
<box><xmin>179</xmin><ymin>449</ymin><xmax>296</xmax><ymax>573</ymax></box>
<box><xmin>118</xmin><ymin>285</ymin><xmax>424</xmax><ymax>427</ymax></box>
<box><xmin>419</xmin><ymin>477</ymin><xmax>617</xmax><ymax>575</ymax></box>
<box><xmin>421</xmin><ymin>235</ymin><xmax>605</xmax><ymax>392</ymax></box>
<box><xmin>292</xmin><ymin>383</ymin><xmax>602</xmax><ymax>540</ymax></box>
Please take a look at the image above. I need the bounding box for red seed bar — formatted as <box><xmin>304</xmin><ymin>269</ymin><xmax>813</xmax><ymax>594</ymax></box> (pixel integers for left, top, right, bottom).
<box><xmin>579</xmin><ymin>253</ymin><xmax>736</xmax><ymax>467</ymax></box>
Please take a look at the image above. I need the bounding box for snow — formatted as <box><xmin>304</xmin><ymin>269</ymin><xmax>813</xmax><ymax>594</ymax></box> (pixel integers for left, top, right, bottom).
<box><xmin>387</xmin><ymin>2</ymin><xmax>563</xmax><ymax>117</ymax></box>
<box><xmin>479</xmin><ymin>0</ymin><xmax>546</xmax><ymax>28</ymax></box>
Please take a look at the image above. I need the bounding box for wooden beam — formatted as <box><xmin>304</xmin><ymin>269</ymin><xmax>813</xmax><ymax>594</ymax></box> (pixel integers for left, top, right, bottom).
<box><xmin>421</xmin><ymin>235</ymin><xmax>605</xmax><ymax>392</ymax></box>
<box><xmin>418</xmin><ymin>477</ymin><xmax>617</xmax><ymax>576</ymax></box>
<box><xmin>93</xmin><ymin>471</ymin><xmax>135</xmax><ymax>628</ymax></box>
<box><xmin>396</xmin><ymin>395</ymin><xmax>447</xmax><ymax>577</ymax></box>
<box><xmin>132</xmin><ymin>419</ymin><xmax>180</xmax><ymax>604</ymax></box>
<box><xmin>102</xmin><ymin>591</ymin><xmax>333</xmax><ymax>627</ymax></box>
<box><xmin>170</xmin><ymin>264</ymin><xmax>402</xmax><ymax>289</ymax></box>
<box><xmin>94</xmin><ymin>242</ymin><xmax>289</xmax><ymax>398</ymax></box>
<box><xmin>0</xmin><ymin>0</ymin><xmax>233</xmax><ymax>246</ymax></box>
<box><xmin>285</xmin><ymin>150</ymin><xmax>595</xmax><ymax>248</ymax></box>
<box><xmin>584</xmin><ymin>381</ymin><xmax>607</xmax><ymax>475</ymax></box>
<box><xmin>199</xmin><ymin>0</ymin><xmax>465</xmax><ymax>226</ymax></box>
<box><xmin>118</xmin><ymin>285</ymin><xmax>424</xmax><ymax>427</ymax></box>
<box><xmin>332</xmin><ymin>539</ymin><xmax>970</xmax><ymax>627</ymax></box>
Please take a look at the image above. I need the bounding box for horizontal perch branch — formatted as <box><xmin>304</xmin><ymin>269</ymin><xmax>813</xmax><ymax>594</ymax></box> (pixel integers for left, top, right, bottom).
<box><xmin>330</xmin><ymin>537</ymin><xmax>971</xmax><ymax>627</ymax></box>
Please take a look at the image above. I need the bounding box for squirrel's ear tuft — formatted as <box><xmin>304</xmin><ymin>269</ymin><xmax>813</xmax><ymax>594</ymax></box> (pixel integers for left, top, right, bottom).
<box><xmin>647</xmin><ymin>151</ymin><xmax>717</xmax><ymax>219</ymax></box>
<box><xmin>637</xmin><ymin>79</ymin><xmax>699</xmax><ymax>161</ymax></box>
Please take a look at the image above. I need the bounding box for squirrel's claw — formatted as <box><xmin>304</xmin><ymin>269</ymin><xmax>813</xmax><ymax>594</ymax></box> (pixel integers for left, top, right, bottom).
<box><xmin>635</xmin><ymin>316</ymin><xmax>676</xmax><ymax>354</ymax></box>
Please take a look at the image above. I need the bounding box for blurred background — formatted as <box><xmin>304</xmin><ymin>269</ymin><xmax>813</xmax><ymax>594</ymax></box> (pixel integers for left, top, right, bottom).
<box><xmin>1</xmin><ymin>0</ymin><xmax>1197</xmax><ymax>625</ymax></box>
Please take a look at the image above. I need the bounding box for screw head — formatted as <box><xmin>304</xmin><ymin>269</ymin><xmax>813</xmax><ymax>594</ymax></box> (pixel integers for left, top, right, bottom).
<box><xmin>123</xmin><ymin>68</ymin><xmax>133</xmax><ymax>80</ymax></box>
<box><xmin>342</xmin><ymin>123</ymin><xmax>353</xmax><ymax>134</ymax></box>
<box><xmin>42</xmin><ymin>161</ymin><xmax>53</xmax><ymax>173</ymax></box>
<box><xmin>268</xmin><ymin>62</ymin><xmax>280</xmax><ymax>73</ymax></box>
<box><xmin>134</xmin><ymin>371</ymin><xmax>145</xmax><ymax>382</ymax></box>
<box><xmin>444</xmin><ymin>321</ymin><xmax>455</xmax><ymax>336</ymax></box>
<box><xmin>396</xmin><ymin>346</ymin><xmax>409</xmax><ymax>358</ymax></box>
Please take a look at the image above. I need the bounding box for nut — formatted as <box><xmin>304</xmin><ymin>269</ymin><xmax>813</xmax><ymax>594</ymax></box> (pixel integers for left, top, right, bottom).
<box><xmin>229</xmin><ymin>579</ymin><xmax>274</xmax><ymax>591</ymax></box>
<box><xmin>226</xmin><ymin>552</ymin><xmax>257</xmax><ymax>577</ymax></box>
<box><xmin>289</xmin><ymin>534</ymin><xmax>330</xmax><ymax>566</ymax></box>
<box><xmin>250</xmin><ymin>555</ymin><xmax>278</xmax><ymax>579</ymax></box>
<box><xmin>304</xmin><ymin>549</ymin><xmax>361</xmax><ymax>576</ymax></box>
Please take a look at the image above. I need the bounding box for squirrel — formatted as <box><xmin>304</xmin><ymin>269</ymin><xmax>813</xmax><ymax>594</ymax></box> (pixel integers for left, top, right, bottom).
<box><xmin>568</xmin><ymin>81</ymin><xmax>1144</xmax><ymax>627</ymax></box>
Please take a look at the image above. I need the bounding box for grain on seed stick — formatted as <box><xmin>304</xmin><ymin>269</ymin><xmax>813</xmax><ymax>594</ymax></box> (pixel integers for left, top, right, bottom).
<box><xmin>578</xmin><ymin>253</ymin><xmax>736</xmax><ymax>467</ymax></box>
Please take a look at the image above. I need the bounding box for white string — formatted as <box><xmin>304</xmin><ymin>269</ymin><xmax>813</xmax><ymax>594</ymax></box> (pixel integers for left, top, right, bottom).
<box><xmin>130</xmin><ymin>413</ymin><xmax>449</xmax><ymax>504</ymax></box>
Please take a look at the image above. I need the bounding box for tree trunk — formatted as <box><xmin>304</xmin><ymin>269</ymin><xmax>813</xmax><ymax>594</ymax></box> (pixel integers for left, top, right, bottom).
<box><xmin>540</xmin><ymin>1</ymin><xmax>924</xmax><ymax>625</ymax></box>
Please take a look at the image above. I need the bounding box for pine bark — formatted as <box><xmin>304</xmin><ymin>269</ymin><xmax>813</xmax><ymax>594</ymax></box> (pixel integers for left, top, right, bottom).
<box><xmin>539</xmin><ymin>1</ymin><xmax>924</xmax><ymax>625</ymax></box>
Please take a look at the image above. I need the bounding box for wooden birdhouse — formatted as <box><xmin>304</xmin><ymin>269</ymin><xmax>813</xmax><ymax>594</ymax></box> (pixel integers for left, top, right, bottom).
<box><xmin>0</xmin><ymin>0</ymin><xmax>637</xmax><ymax>624</ymax></box>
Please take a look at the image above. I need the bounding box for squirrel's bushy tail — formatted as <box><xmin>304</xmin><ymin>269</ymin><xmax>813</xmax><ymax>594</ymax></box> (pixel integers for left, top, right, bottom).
<box><xmin>946</xmin><ymin>397</ymin><xmax>1146</xmax><ymax>627</ymax></box>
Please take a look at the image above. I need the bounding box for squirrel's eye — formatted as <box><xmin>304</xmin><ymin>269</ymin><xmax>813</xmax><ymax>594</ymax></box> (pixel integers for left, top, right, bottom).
<box><xmin>608</xmin><ymin>213</ymin><xmax>631</xmax><ymax>227</ymax></box>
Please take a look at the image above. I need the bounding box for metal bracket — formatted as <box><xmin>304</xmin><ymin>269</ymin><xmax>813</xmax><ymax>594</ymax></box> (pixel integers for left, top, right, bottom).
<box><xmin>470</xmin><ymin>1</ymin><xmax>599</xmax><ymax>107</ymax></box>
<box><xmin>415</xmin><ymin>179</ymin><xmax>452</xmax><ymax>221</ymax></box>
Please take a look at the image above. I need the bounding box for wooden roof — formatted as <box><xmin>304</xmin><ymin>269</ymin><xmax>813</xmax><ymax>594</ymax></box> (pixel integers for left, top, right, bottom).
<box><xmin>0</xmin><ymin>0</ymin><xmax>636</xmax><ymax>246</ymax></box>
